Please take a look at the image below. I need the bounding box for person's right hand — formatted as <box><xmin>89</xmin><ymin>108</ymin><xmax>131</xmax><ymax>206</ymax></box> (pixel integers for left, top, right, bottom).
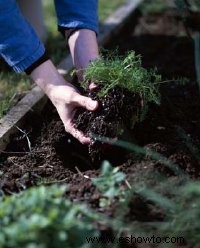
<box><xmin>30</xmin><ymin>60</ymin><xmax>98</xmax><ymax>144</ymax></box>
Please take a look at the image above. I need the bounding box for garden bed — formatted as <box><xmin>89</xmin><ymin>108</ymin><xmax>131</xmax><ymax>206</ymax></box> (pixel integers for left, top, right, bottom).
<box><xmin>1</xmin><ymin>8</ymin><xmax>200</xmax><ymax>247</ymax></box>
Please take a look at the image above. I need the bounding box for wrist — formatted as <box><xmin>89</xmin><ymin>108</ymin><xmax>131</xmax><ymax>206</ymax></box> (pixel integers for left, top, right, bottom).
<box><xmin>30</xmin><ymin>60</ymin><xmax>66</xmax><ymax>96</ymax></box>
<box><xmin>30</xmin><ymin>60</ymin><xmax>77</xmax><ymax>106</ymax></box>
<box><xmin>25</xmin><ymin>51</ymin><xmax>50</xmax><ymax>75</ymax></box>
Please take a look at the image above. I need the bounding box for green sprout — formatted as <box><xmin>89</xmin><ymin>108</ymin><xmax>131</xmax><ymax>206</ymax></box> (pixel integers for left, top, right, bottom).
<box><xmin>92</xmin><ymin>161</ymin><xmax>126</xmax><ymax>207</ymax></box>
<box><xmin>83</xmin><ymin>51</ymin><xmax>162</xmax><ymax>106</ymax></box>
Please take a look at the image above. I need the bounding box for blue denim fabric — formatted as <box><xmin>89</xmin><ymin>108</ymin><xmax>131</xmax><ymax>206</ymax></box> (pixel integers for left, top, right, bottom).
<box><xmin>54</xmin><ymin>0</ymin><xmax>98</xmax><ymax>33</ymax></box>
<box><xmin>0</xmin><ymin>0</ymin><xmax>98</xmax><ymax>73</ymax></box>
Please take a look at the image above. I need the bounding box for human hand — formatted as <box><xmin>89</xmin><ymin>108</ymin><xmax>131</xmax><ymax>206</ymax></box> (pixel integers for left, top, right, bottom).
<box><xmin>30</xmin><ymin>60</ymin><xmax>98</xmax><ymax>144</ymax></box>
<box><xmin>49</xmin><ymin>83</ymin><xmax>98</xmax><ymax>144</ymax></box>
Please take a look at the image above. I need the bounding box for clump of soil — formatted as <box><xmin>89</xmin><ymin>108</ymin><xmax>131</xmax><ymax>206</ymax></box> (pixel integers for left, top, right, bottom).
<box><xmin>74</xmin><ymin>86</ymin><xmax>142</xmax><ymax>159</ymax></box>
<box><xmin>73</xmin><ymin>52</ymin><xmax>161</xmax><ymax>160</ymax></box>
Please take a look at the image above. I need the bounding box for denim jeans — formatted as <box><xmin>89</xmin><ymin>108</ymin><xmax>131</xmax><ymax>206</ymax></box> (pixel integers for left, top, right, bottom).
<box><xmin>0</xmin><ymin>0</ymin><xmax>98</xmax><ymax>73</ymax></box>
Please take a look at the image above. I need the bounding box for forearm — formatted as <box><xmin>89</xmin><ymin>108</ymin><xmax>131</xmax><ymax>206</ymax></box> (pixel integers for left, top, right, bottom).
<box><xmin>30</xmin><ymin>60</ymin><xmax>74</xmax><ymax>101</ymax></box>
<box><xmin>68</xmin><ymin>29</ymin><xmax>99</xmax><ymax>80</ymax></box>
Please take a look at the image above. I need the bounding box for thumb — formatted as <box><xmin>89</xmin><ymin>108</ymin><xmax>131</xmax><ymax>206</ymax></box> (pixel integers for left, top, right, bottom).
<box><xmin>72</xmin><ymin>93</ymin><xmax>98</xmax><ymax>111</ymax></box>
<box><xmin>89</xmin><ymin>82</ymin><xmax>98</xmax><ymax>91</ymax></box>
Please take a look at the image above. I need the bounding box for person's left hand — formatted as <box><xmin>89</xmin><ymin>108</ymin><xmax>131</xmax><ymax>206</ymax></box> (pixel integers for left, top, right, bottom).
<box><xmin>30</xmin><ymin>60</ymin><xmax>98</xmax><ymax>144</ymax></box>
<box><xmin>48</xmin><ymin>82</ymin><xmax>98</xmax><ymax>144</ymax></box>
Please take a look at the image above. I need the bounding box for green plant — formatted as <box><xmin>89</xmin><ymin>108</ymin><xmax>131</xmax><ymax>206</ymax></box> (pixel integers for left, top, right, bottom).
<box><xmin>82</xmin><ymin>51</ymin><xmax>161</xmax><ymax>106</ymax></box>
<box><xmin>92</xmin><ymin>137</ymin><xmax>200</xmax><ymax>247</ymax></box>
<box><xmin>0</xmin><ymin>72</ymin><xmax>31</xmax><ymax>118</ymax></box>
<box><xmin>92</xmin><ymin>160</ymin><xmax>126</xmax><ymax>207</ymax></box>
<box><xmin>161</xmin><ymin>181</ymin><xmax>200</xmax><ymax>247</ymax></box>
<box><xmin>0</xmin><ymin>185</ymin><xmax>101</xmax><ymax>248</ymax></box>
<box><xmin>133</xmin><ymin>177</ymin><xmax>200</xmax><ymax>247</ymax></box>
<box><xmin>93</xmin><ymin>136</ymin><xmax>186</xmax><ymax>176</ymax></box>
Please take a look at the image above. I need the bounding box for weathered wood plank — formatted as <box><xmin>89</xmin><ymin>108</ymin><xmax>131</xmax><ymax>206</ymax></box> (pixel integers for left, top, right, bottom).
<box><xmin>0</xmin><ymin>86</ymin><xmax>47</xmax><ymax>150</ymax></box>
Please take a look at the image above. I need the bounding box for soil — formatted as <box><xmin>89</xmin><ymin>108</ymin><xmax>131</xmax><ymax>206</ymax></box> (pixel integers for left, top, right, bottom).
<box><xmin>0</xmin><ymin>10</ymin><xmax>200</xmax><ymax>247</ymax></box>
<box><xmin>74</xmin><ymin>86</ymin><xmax>142</xmax><ymax>160</ymax></box>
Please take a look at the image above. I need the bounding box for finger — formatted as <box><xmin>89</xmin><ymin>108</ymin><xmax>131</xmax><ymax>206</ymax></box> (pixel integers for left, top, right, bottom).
<box><xmin>56</xmin><ymin>103</ymin><xmax>92</xmax><ymax>144</ymax></box>
<box><xmin>89</xmin><ymin>82</ymin><xmax>98</xmax><ymax>91</ymax></box>
<box><xmin>72</xmin><ymin>93</ymin><xmax>98</xmax><ymax>111</ymax></box>
<box><xmin>65</xmin><ymin>124</ymin><xmax>91</xmax><ymax>145</ymax></box>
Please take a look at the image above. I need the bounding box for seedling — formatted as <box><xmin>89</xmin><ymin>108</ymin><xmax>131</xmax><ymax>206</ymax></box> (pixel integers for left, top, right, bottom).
<box><xmin>74</xmin><ymin>51</ymin><xmax>162</xmax><ymax>159</ymax></box>
<box><xmin>92</xmin><ymin>160</ymin><xmax>126</xmax><ymax>207</ymax></box>
<box><xmin>83</xmin><ymin>51</ymin><xmax>161</xmax><ymax>105</ymax></box>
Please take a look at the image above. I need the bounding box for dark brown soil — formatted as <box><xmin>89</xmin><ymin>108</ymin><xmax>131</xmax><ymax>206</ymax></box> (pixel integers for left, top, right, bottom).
<box><xmin>0</xmin><ymin>10</ymin><xmax>200</xmax><ymax>246</ymax></box>
<box><xmin>74</xmin><ymin>86</ymin><xmax>142</xmax><ymax>160</ymax></box>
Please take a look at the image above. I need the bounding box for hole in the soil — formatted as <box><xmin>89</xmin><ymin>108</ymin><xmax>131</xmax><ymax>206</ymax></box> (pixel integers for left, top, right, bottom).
<box><xmin>99</xmin><ymin>145</ymin><xmax>129</xmax><ymax>166</ymax></box>
<box><xmin>53</xmin><ymin>135</ymin><xmax>93</xmax><ymax>171</ymax></box>
<box><xmin>53</xmin><ymin>134</ymin><xmax>129</xmax><ymax>170</ymax></box>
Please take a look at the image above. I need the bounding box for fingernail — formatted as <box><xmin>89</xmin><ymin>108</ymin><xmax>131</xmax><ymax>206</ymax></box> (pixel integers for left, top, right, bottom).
<box><xmin>88</xmin><ymin>100</ymin><xmax>97</xmax><ymax>110</ymax></box>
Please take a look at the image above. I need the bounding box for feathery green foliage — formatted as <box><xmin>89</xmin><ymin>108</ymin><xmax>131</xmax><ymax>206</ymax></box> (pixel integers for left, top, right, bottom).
<box><xmin>83</xmin><ymin>51</ymin><xmax>161</xmax><ymax>105</ymax></box>
<box><xmin>161</xmin><ymin>181</ymin><xmax>200</xmax><ymax>246</ymax></box>
<box><xmin>0</xmin><ymin>185</ymin><xmax>101</xmax><ymax>248</ymax></box>
<box><xmin>93</xmin><ymin>135</ymin><xmax>186</xmax><ymax>176</ymax></box>
<box><xmin>92</xmin><ymin>137</ymin><xmax>200</xmax><ymax>247</ymax></box>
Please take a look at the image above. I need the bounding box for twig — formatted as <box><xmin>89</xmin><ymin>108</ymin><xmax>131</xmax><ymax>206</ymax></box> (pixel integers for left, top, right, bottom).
<box><xmin>16</xmin><ymin>181</ymin><xmax>26</xmax><ymax>190</ymax></box>
<box><xmin>125</xmin><ymin>179</ymin><xmax>132</xmax><ymax>190</ymax></box>
<box><xmin>14</xmin><ymin>125</ymin><xmax>32</xmax><ymax>152</ymax></box>
<box><xmin>38</xmin><ymin>164</ymin><xmax>53</xmax><ymax>169</ymax></box>
<box><xmin>8</xmin><ymin>92</ymin><xmax>17</xmax><ymax>104</ymax></box>
<box><xmin>75</xmin><ymin>166</ymin><xmax>91</xmax><ymax>179</ymax></box>
<box><xmin>44</xmin><ymin>177</ymin><xmax>68</xmax><ymax>185</ymax></box>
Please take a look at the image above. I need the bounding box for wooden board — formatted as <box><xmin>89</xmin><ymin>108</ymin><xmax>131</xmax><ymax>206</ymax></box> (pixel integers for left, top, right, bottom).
<box><xmin>0</xmin><ymin>86</ymin><xmax>46</xmax><ymax>151</ymax></box>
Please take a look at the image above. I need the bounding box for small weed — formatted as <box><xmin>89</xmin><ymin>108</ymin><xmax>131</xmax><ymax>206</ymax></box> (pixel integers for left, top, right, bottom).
<box><xmin>92</xmin><ymin>160</ymin><xmax>126</xmax><ymax>207</ymax></box>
